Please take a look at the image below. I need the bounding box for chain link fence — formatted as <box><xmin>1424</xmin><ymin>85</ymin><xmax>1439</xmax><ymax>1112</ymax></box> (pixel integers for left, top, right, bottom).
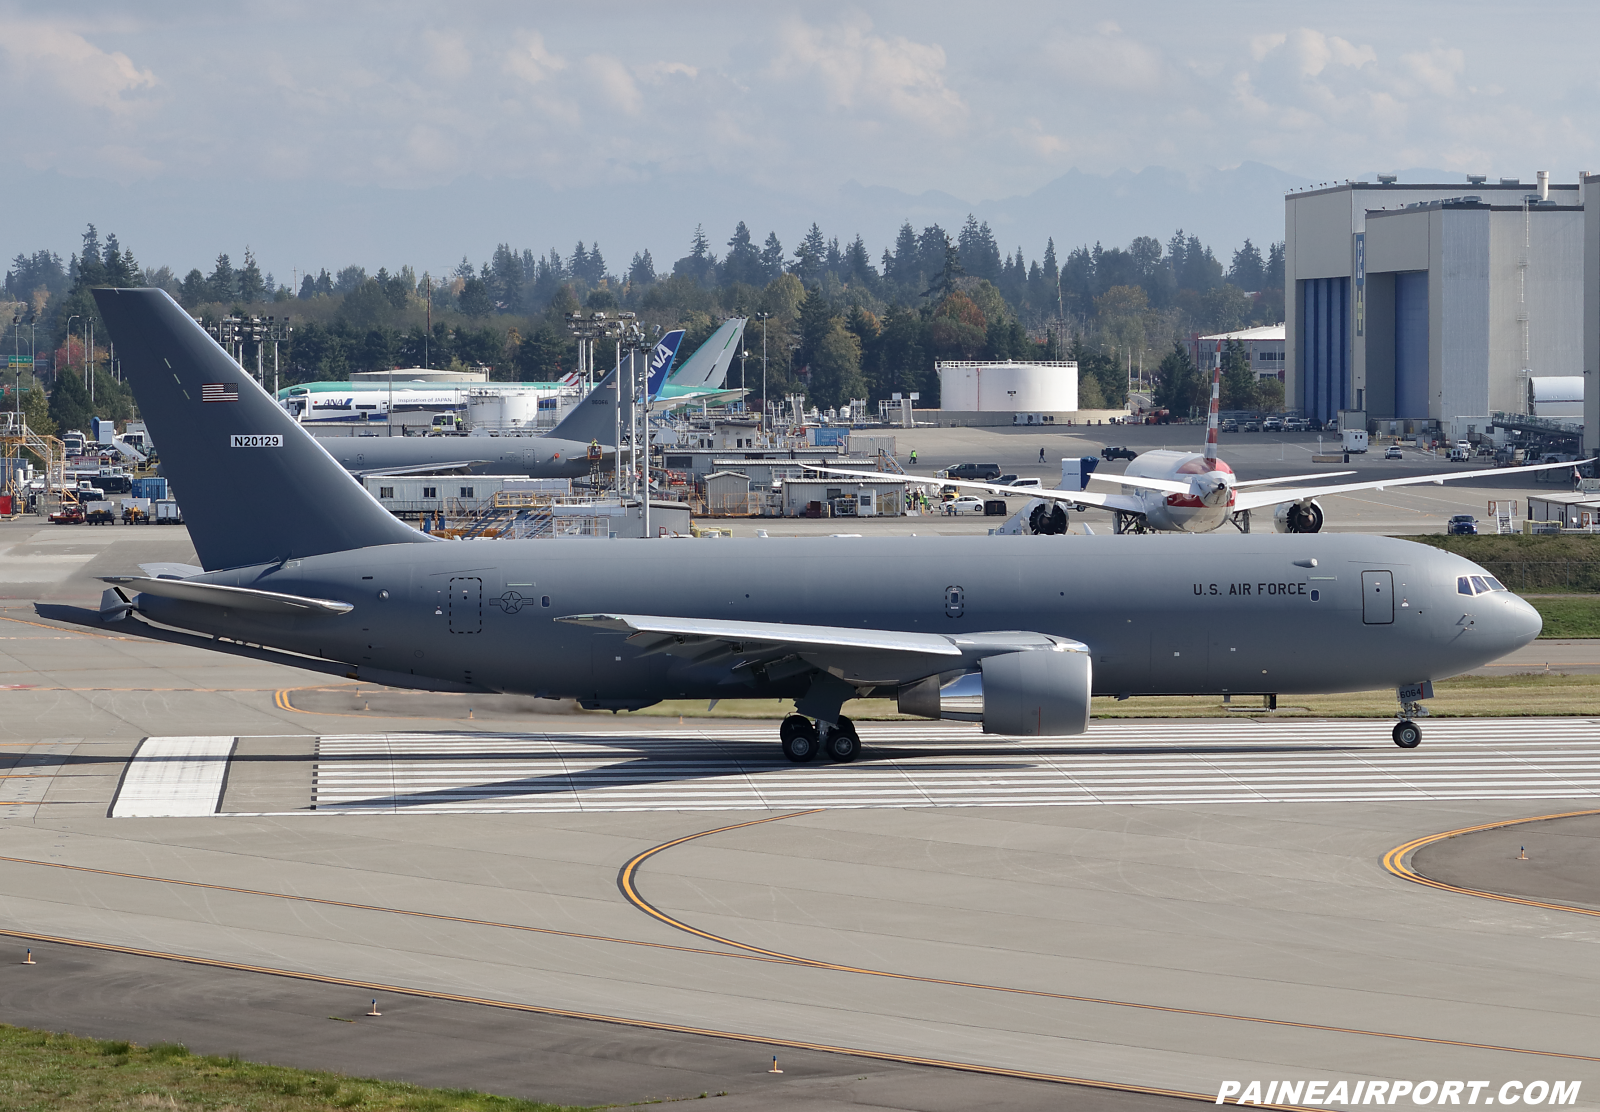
<box><xmin>1480</xmin><ymin>561</ymin><xmax>1600</xmax><ymax>593</ymax></box>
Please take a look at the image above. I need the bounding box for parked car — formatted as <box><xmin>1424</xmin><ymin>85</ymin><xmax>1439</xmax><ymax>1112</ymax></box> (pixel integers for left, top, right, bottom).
<box><xmin>1448</xmin><ymin>514</ymin><xmax>1479</xmax><ymax>535</ymax></box>
<box><xmin>1100</xmin><ymin>445</ymin><xmax>1138</xmax><ymax>461</ymax></box>
<box><xmin>942</xmin><ymin>495</ymin><xmax>988</xmax><ymax>515</ymax></box>
<box><xmin>995</xmin><ymin>474</ymin><xmax>1019</xmax><ymax>486</ymax></box>
<box><xmin>1220</xmin><ymin>419</ymin><xmax>1238</xmax><ymax>433</ymax></box>
<box><xmin>1007</xmin><ymin>477</ymin><xmax>1043</xmax><ymax>491</ymax></box>
<box><xmin>1284</xmin><ymin>417</ymin><xmax>1310</xmax><ymax>431</ymax></box>
<box><xmin>1262</xmin><ymin>416</ymin><xmax>1284</xmax><ymax>432</ymax></box>
<box><xmin>1384</xmin><ymin>445</ymin><xmax>1403</xmax><ymax>460</ymax></box>
<box><xmin>941</xmin><ymin>462</ymin><xmax>1003</xmax><ymax>481</ymax></box>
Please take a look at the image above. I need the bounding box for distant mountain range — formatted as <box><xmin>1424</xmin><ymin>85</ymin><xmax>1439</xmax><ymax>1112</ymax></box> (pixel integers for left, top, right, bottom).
<box><xmin>12</xmin><ymin>162</ymin><xmax>1495</xmax><ymax>286</ymax></box>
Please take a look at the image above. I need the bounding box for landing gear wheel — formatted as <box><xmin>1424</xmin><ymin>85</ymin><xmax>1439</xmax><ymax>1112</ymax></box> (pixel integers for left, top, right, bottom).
<box><xmin>780</xmin><ymin>716</ymin><xmax>819</xmax><ymax>763</ymax></box>
<box><xmin>822</xmin><ymin>715</ymin><xmax>860</xmax><ymax>763</ymax></box>
<box><xmin>1393</xmin><ymin>720</ymin><xmax>1422</xmax><ymax>748</ymax></box>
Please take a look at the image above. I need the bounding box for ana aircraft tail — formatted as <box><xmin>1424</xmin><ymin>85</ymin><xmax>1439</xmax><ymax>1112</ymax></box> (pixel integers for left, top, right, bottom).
<box><xmin>646</xmin><ymin>330</ymin><xmax>684</xmax><ymax>401</ymax></box>
<box><xmin>92</xmin><ymin>288</ymin><xmax>431</xmax><ymax>571</ymax></box>
<box><xmin>664</xmin><ymin>318</ymin><xmax>746</xmax><ymax>391</ymax></box>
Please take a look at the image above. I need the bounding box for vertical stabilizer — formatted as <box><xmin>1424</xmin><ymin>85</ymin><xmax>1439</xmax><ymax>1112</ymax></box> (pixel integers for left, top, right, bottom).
<box><xmin>663</xmin><ymin>318</ymin><xmax>747</xmax><ymax>391</ymax></box>
<box><xmin>549</xmin><ymin>366</ymin><xmax>634</xmax><ymax>446</ymax></box>
<box><xmin>1203</xmin><ymin>339</ymin><xmax>1222</xmax><ymax>464</ymax></box>
<box><xmin>646</xmin><ymin>330</ymin><xmax>684</xmax><ymax>401</ymax></box>
<box><xmin>92</xmin><ymin>288</ymin><xmax>432</xmax><ymax>571</ymax></box>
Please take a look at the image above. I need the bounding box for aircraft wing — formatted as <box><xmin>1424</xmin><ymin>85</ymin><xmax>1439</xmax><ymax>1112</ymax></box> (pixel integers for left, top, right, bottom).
<box><xmin>558</xmin><ymin>613</ymin><xmax>1081</xmax><ymax>687</ymax></box>
<box><xmin>1231</xmin><ymin>458</ymin><xmax>1583</xmax><ymax>513</ymax></box>
<box><xmin>1232</xmin><ymin>471</ymin><xmax>1355</xmax><ymax>487</ymax></box>
<box><xmin>815</xmin><ymin>467</ymin><xmax>1147</xmax><ymax>515</ymax></box>
<box><xmin>1094</xmin><ymin>470</ymin><xmax>1356</xmax><ymax>496</ymax></box>
<box><xmin>350</xmin><ymin>460</ymin><xmax>491</xmax><ymax>477</ymax></box>
<box><xmin>1089</xmin><ymin>473</ymin><xmax>1189</xmax><ymax>495</ymax></box>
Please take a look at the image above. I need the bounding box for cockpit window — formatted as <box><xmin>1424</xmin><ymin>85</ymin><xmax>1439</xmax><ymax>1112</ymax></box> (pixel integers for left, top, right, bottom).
<box><xmin>1457</xmin><ymin>576</ymin><xmax>1475</xmax><ymax>595</ymax></box>
<box><xmin>1470</xmin><ymin>575</ymin><xmax>1491</xmax><ymax>594</ymax></box>
<box><xmin>1484</xmin><ymin>576</ymin><xmax>1507</xmax><ymax>592</ymax></box>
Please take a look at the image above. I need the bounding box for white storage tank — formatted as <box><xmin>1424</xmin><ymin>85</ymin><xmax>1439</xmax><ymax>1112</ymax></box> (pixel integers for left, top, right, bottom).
<box><xmin>466</xmin><ymin>390</ymin><xmax>543</xmax><ymax>432</ymax></box>
<box><xmin>936</xmin><ymin>361</ymin><xmax>1078</xmax><ymax>412</ymax></box>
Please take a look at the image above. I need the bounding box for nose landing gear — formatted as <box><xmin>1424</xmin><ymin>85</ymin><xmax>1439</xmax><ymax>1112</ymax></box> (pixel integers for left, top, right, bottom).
<box><xmin>1392</xmin><ymin>720</ymin><xmax>1422</xmax><ymax>748</ymax></box>
<box><xmin>779</xmin><ymin>714</ymin><xmax>860</xmax><ymax>764</ymax></box>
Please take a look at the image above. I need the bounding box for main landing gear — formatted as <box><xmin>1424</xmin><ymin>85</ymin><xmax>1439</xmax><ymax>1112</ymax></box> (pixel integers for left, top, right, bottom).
<box><xmin>780</xmin><ymin>714</ymin><xmax>860</xmax><ymax>764</ymax></box>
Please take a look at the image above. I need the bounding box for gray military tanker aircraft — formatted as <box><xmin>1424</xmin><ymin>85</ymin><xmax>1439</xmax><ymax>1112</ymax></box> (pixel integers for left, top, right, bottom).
<box><xmin>92</xmin><ymin>289</ymin><xmax>1540</xmax><ymax>761</ymax></box>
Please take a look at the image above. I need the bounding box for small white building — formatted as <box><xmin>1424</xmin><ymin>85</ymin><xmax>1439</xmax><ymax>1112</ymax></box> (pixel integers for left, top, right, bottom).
<box><xmin>936</xmin><ymin>361</ymin><xmax>1078</xmax><ymax>412</ymax></box>
<box><xmin>780</xmin><ymin>478</ymin><xmax>908</xmax><ymax>518</ymax></box>
<box><xmin>1192</xmin><ymin>324</ymin><xmax>1286</xmax><ymax>382</ymax></box>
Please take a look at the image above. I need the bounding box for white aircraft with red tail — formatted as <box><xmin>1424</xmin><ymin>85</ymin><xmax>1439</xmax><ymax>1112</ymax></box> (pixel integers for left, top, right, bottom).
<box><xmin>828</xmin><ymin>343</ymin><xmax>1579</xmax><ymax>535</ymax></box>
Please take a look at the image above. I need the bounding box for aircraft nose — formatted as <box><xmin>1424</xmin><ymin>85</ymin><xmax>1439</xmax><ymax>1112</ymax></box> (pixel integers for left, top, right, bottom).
<box><xmin>1474</xmin><ymin>591</ymin><xmax>1542</xmax><ymax>654</ymax></box>
<box><xmin>1501</xmin><ymin>592</ymin><xmax>1544</xmax><ymax>647</ymax></box>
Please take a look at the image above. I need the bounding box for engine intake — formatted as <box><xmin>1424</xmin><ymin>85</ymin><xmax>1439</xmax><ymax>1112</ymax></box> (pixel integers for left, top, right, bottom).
<box><xmin>897</xmin><ymin>648</ymin><xmax>1092</xmax><ymax>736</ymax></box>
<box><xmin>1274</xmin><ymin>499</ymin><xmax>1324</xmax><ymax>533</ymax></box>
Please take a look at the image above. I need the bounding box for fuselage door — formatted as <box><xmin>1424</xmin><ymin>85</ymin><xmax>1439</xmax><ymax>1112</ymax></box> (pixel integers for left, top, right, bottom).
<box><xmin>1361</xmin><ymin>570</ymin><xmax>1394</xmax><ymax>625</ymax></box>
<box><xmin>449</xmin><ymin>576</ymin><xmax>482</xmax><ymax>634</ymax></box>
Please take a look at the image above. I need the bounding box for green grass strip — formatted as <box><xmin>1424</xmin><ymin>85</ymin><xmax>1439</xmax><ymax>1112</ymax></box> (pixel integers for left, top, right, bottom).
<box><xmin>0</xmin><ymin>1024</ymin><xmax>600</xmax><ymax>1112</ymax></box>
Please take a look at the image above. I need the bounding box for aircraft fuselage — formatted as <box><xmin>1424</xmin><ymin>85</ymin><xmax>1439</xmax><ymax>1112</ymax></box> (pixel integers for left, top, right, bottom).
<box><xmin>139</xmin><ymin>532</ymin><xmax>1538</xmax><ymax>707</ymax></box>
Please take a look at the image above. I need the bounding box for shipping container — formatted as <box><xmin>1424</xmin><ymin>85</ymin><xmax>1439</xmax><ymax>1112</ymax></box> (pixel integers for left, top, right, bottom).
<box><xmin>131</xmin><ymin>477</ymin><xmax>168</xmax><ymax>500</ymax></box>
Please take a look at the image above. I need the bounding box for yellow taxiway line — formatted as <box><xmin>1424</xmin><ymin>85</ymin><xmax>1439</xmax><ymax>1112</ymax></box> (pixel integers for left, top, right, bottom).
<box><xmin>1383</xmin><ymin>807</ymin><xmax>1600</xmax><ymax>917</ymax></box>
<box><xmin>617</xmin><ymin>811</ymin><xmax>1600</xmax><ymax>1064</ymax></box>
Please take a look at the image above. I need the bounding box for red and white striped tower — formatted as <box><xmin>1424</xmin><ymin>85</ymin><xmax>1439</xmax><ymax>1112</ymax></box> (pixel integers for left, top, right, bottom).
<box><xmin>1203</xmin><ymin>339</ymin><xmax>1222</xmax><ymax>464</ymax></box>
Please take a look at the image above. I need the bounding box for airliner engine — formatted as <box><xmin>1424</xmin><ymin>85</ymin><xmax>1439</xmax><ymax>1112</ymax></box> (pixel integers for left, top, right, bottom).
<box><xmin>897</xmin><ymin>649</ymin><xmax>1092</xmax><ymax>735</ymax></box>
<box><xmin>1275</xmin><ymin>500</ymin><xmax>1325</xmax><ymax>533</ymax></box>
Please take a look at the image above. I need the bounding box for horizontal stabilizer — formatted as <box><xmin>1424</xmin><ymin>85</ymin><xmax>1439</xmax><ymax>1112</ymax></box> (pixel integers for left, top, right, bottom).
<box><xmin>99</xmin><ymin>576</ymin><xmax>354</xmax><ymax>616</ymax></box>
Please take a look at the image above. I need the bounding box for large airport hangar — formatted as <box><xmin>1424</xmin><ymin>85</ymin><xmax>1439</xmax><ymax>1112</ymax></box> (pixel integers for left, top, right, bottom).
<box><xmin>1285</xmin><ymin>175</ymin><xmax>1584</xmax><ymax>437</ymax></box>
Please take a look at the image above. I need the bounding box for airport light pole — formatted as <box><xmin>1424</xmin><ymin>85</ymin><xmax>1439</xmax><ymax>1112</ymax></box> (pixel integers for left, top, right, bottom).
<box><xmin>754</xmin><ymin>311</ymin><xmax>771</xmax><ymax>434</ymax></box>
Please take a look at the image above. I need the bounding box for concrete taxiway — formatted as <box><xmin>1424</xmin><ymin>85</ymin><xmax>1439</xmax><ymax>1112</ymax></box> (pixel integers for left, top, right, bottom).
<box><xmin>3</xmin><ymin>516</ymin><xmax>1600</xmax><ymax>1108</ymax></box>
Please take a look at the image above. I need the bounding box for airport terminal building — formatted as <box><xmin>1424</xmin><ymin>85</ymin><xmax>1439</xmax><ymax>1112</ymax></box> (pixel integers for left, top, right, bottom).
<box><xmin>1285</xmin><ymin>176</ymin><xmax>1586</xmax><ymax>443</ymax></box>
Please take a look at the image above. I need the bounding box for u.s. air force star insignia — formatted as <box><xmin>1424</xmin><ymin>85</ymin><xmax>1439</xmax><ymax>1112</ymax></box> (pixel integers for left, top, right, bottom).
<box><xmin>491</xmin><ymin>591</ymin><xmax>531</xmax><ymax>614</ymax></box>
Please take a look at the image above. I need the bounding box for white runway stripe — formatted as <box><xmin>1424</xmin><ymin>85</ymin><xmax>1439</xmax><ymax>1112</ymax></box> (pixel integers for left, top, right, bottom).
<box><xmin>307</xmin><ymin>719</ymin><xmax>1600</xmax><ymax>813</ymax></box>
<box><xmin>113</xmin><ymin>736</ymin><xmax>237</xmax><ymax>817</ymax></box>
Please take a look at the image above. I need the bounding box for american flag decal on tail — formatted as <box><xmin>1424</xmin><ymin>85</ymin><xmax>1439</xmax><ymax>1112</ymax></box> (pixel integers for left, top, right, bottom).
<box><xmin>201</xmin><ymin>382</ymin><xmax>239</xmax><ymax>403</ymax></box>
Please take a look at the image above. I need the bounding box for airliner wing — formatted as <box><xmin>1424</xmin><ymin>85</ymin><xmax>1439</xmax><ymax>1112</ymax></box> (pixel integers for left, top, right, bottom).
<box><xmin>1090</xmin><ymin>473</ymin><xmax>1189</xmax><ymax>495</ymax></box>
<box><xmin>1231</xmin><ymin>471</ymin><xmax>1355</xmax><ymax>488</ymax></box>
<box><xmin>1231</xmin><ymin>458</ymin><xmax>1582</xmax><ymax>513</ymax></box>
<box><xmin>815</xmin><ymin>467</ymin><xmax>1147</xmax><ymax>515</ymax></box>
<box><xmin>1097</xmin><ymin>470</ymin><xmax>1356</xmax><ymax>496</ymax></box>
<box><xmin>350</xmin><ymin>460</ymin><xmax>491</xmax><ymax>477</ymax></box>
<box><xmin>557</xmin><ymin>613</ymin><xmax>1081</xmax><ymax>687</ymax></box>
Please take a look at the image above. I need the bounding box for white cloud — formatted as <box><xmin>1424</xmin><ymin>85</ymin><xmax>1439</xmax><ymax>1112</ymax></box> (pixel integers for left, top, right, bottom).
<box><xmin>585</xmin><ymin>54</ymin><xmax>643</xmax><ymax>115</ymax></box>
<box><xmin>1043</xmin><ymin>24</ymin><xmax>1165</xmax><ymax>92</ymax></box>
<box><xmin>773</xmin><ymin>15</ymin><xmax>967</xmax><ymax>132</ymax></box>
<box><xmin>504</xmin><ymin>30</ymin><xmax>565</xmax><ymax>84</ymax></box>
<box><xmin>0</xmin><ymin>16</ymin><xmax>155</xmax><ymax>112</ymax></box>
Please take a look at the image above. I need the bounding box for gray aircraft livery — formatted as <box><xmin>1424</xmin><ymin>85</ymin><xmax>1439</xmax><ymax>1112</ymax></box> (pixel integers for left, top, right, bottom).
<box><xmin>94</xmin><ymin>289</ymin><xmax>1539</xmax><ymax>760</ymax></box>
<box><xmin>308</xmin><ymin>330</ymin><xmax>683</xmax><ymax>480</ymax></box>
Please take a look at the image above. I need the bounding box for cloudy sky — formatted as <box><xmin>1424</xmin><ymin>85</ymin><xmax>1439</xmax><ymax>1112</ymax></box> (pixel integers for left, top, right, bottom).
<box><xmin>4</xmin><ymin>2</ymin><xmax>1595</xmax><ymax>283</ymax></box>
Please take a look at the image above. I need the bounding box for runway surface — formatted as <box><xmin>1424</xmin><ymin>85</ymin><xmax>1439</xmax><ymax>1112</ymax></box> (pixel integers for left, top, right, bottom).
<box><xmin>301</xmin><ymin>719</ymin><xmax>1600</xmax><ymax>814</ymax></box>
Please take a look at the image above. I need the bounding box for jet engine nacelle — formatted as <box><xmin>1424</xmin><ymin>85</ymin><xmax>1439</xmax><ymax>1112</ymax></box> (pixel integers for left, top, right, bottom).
<box><xmin>1274</xmin><ymin>499</ymin><xmax>1324</xmax><ymax>533</ymax></box>
<box><xmin>897</xmin><ymin>649</ymin><xmax>1092</xmax><ymax>736</ymax></box>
